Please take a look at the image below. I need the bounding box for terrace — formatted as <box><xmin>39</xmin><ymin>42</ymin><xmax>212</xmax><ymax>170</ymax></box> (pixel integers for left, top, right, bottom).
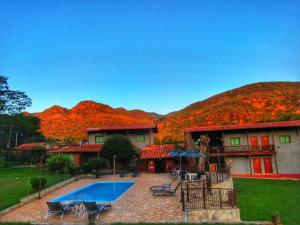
<box><xmin>0</xmin><ymin>174</ymin><xmax>183</xmax><ymax>223</ymax></box>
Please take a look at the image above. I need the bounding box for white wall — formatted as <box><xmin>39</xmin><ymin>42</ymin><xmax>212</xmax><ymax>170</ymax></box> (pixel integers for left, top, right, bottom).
<box><xmin>88</xmin><ymin>130</ymin><xmax>153</xmax><ymax>151</ymax></box>
<box><xmin>223</xmin><ymin>128</ymin><xmax>300</xmax><ymax>174</ymax></box>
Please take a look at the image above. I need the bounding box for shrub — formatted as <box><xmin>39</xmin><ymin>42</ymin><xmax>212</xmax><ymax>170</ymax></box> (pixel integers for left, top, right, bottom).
<box><xmin>68</xmin><ymin>165</ymin><xmax>80</xmax><ymax>176</ymax></box>
<box><xmin>0</xmin><ymin>156</ymin><xmax>5</xmax><ymax>168</ymax></box>
<box><xmin>81</xmin><ymin>162</ymin><xmax>93</xmax><ymax>174</ymax></box>
<box><xmin>46</xmin><ymin>154</ymin><xmax>73</xmax><ymax>173</ymax></box>
<box><xmin>88</xmin><ymin>157</ymin><xmax>108</xmax><ymax>178</ymax></box>
<box><xmin>101</xmin><ymin>135</ymin><xmax>136</xmax><ymax>166</ymax></box>
<box><xmin>30</xmin><ymin>176</ymin><xmax>47</xmax><ymax>191</ymax></box>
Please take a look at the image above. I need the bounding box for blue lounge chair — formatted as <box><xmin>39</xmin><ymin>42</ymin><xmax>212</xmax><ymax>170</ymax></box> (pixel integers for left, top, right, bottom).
<box><xmin>152</xmin><ymin>182</ymin><xmax>181</xmax><ymax>196</ymax></box>
<box><xmin>132</xmin><ymin>170</ymin><xmax>140</xmax><ymax>177</ymax></box>
<box><xmin>149</xmin><ymin>177</ymin><xmax>176</xmax><ymax>190</ymax></box>
<box><xmin>119</xmin><ymin>171</ymin><xmax>128</xmax><ymax>177</ymax></box>
<box><xmin>82</xmin><ymin>202</ymin><xmax>111</xmax><ymax>220</ymax></box>
<box><xmin>46</xmin><ymin>201</ymin><xmax>72</xmax><ymax>219</ymax></box>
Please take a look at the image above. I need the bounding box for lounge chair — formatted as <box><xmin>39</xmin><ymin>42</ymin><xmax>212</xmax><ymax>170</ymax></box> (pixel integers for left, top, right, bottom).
<box><xmin>82</xmin><ymin>202</ymin><xmax>111</xmax><ymax>220</ymax></box>
<box><xmin>149</xmin><ymin>177</ymin><xmax>176</xmax><ymax>191</ymax></box>
<box><xmin>152</xmin><ymin>182</ymin><xmax>181</xmax><ymax>196</ymax></box>
<box><xmin>119</xmin><ymin>171</ymin><xmax>128</xmax><ymax>177</ymax></box>
<box><xmin>132</xmin><ymin>170</ymin><xmax>140</xmax><ymax>177</ymax></box>
<box><xmin>46</xmin><ymin>201</ymin><xmax>72</xmax><ymax>219</ymax></box>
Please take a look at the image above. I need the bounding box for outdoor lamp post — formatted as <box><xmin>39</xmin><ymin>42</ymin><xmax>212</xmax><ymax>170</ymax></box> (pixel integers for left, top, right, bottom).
<box><xmin>113</xmin><ymin>155</ymin><xmax>116</xmax><ymax>175</ymax></box>
<box><xmin>38</xmin><ymin>155</ymin><xmax>43</xmax><ymax>199</ymax></box>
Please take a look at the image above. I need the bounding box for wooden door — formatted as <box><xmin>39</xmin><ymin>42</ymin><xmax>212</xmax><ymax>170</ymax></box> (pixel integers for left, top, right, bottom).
<box><xmin>73</xmin><ymin>153</ymin><xmax>81</xmax><ymax>166</ymax></box>
<box><xmin>252</xmin><ymin>158</ymin><xmax>262</xmax><ymax>174</ymax></box>
<box><xmin>263</xmin><ymin>157</ymin><xmax>273</xmax><ymax>174</ymax></box>
<box><xmin>148</xmin><ymin>160</ymin><xmax>155</xmax><ymax>173</ymax></box>
<box><xmin>261</xmin><ymin>136</ymin><xmax>269</xmax><ymax>151</ymax></box>
<box><xmin>250</xmin><ymin>136</ymin><xmax>258</xmax><ymax>151</ymax></box>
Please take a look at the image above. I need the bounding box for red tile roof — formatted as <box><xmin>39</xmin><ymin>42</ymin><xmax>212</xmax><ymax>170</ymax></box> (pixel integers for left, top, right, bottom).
<box><xmin>185</xmin><ymin>120</ymin><xmax>300</xmax><ymax>132</ymax></box>
<box><xmin>140</xmin><ymin>144</ymin><xmax>175</xmax><ymax>159</ymax></box>
<box><xmin>16</xmin><ymin>142</ymin><xmax>46</xmax><ymax>151</ymax></box>
<box><xmin>48</xmin><ymin>144</ymin><xmax>102</xmax><ymax>153</ymax></box>
<box><xmin>87</xmin><ymin>124</ymin><xmax>158</xmax><ymax>133</ymax></box>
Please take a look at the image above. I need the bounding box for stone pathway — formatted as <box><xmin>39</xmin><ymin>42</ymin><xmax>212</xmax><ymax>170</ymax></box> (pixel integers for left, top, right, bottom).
<box><xmin>0</xmin><ymin>173</ymin><xmax>182</xmax><ymax>224</ymax></box>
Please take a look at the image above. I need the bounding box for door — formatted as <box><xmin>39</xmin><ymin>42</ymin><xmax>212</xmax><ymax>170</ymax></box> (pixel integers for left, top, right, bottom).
<box><xmin>261</xmin><ymin>136</ymin><xmax>269</xmax><ymax>151</ymax></box>
<box><xmin>252</xmin><ymin>158</ymin><xmax>262</xmax><ymax>174</ymax></box>
<box><xmin>250</xmin><ymin>136</ymin><xmax>258</xmax><ymax>151</ymax></box>
<box><xmin>148</xmin><ymin>160</ymin><xmax>155</xmax><ymax>173</ymax></box>
<box><xmin>155</xmin><ymin>159</ymin><xmax>165</xmax><ymax>173</ymax></box>
<box><xmin>263</xmin><ymin>157</ymin><xmax>273</xmax><ymax>174</ymax></box>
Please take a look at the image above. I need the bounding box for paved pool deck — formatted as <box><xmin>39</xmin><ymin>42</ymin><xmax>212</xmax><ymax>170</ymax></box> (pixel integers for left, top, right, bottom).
<box><xmin>0</xmin><ymin>173</ymin><xmax>183</xmax><ymax>224</ymax></box>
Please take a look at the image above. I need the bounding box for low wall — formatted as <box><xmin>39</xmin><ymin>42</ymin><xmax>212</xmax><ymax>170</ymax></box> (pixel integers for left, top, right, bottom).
<box><xmin>187</xmin><ymin>207</ymin><xmax>240</xmax><ymax>223</ymax></box>
<box><xmin>185</xmin><ymin>177</ymin><xmax>240</xmax><ymax>223</ymax></box>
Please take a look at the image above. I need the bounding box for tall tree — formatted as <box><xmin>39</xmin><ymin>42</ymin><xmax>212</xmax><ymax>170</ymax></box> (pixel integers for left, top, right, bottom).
<box><xmin>102</xmin><ymin>135</ymin><xmax>136</xmax><ymax>166</ymax></box>
<box><xmin>0</xmin><ymin>76</ymin><xmax>31</xmax><ymax>114</ymax></box>
<box><xmin>0</xmin><ymin>114</ymin><xmax>44</xmax><ymax>149</ymax></box>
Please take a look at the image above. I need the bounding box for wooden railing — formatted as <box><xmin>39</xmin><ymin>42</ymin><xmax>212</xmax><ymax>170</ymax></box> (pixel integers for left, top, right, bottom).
<box><xmin>181</xmin><ymin>167</ymin><xmax>235</xmax><ymax>210</ymax></box>
<box><xmin>209</xmin><ymin>145</ymin><xmax>274</xmax><ymax>154</ymax></box>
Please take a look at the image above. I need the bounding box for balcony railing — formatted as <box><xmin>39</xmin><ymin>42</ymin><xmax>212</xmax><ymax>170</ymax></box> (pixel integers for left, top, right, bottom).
<box><xmin>209</xmin><ymin>145</ymin><xmax>274</xmax><ymax>155</ymax></box>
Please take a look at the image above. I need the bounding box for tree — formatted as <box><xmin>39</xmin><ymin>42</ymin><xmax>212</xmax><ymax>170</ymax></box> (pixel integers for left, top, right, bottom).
<box><xmin>0</xmin><ymin>76</ymin><xmax>32</xmax><ymax>114</ymax></box>
<box><xmin>101</xmin><ymin>135</ymin><xmax>136</xmax><ymax>166</ymax></box>
<box><xmin>88</xmin><ymin>157</ymin><xmax>108</xmax><ymax>178</ymax></box>
<box><xmin>196</xmin><ymin>135</ymin><xmax>210</xmax><ymax>172</ymax></box>
<box><xmin>185</xmin><ymin>132</ymin><xmax>210</xmax><ymax>173</ymax></box>
<box><xmin>0</xmin><ymin>113</ymin><xmax>45</xmax><ymax>149</ymax></box>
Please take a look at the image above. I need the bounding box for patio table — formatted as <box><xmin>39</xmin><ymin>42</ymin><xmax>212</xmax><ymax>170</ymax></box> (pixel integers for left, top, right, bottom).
<box><xmin>186</xmin><ymin>172</ymin><xmax>197</xmax><ymax>182</ymax></box>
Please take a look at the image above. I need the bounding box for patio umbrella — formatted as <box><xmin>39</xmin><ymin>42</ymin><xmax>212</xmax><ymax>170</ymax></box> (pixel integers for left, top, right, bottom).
<box><xmin>169</xmin><ymin>149</ymin><xmax>207</xmax><ymax>170</ymax></box>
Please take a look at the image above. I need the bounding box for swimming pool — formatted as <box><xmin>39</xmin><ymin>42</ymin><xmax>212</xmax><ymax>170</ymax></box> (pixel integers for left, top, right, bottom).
<box><xmin>52</xmin><ymin>181</ymin><xmax>136</xmax><ymax>203</ymax></box>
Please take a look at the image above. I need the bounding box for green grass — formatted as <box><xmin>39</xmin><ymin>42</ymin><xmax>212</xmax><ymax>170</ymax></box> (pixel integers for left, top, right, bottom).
<box><xmin>112</xmin><ymin>223</ymin><xmax>254</xmax><ymax>225</ymax></box>
<box><xmin>0</xmin><ymin>167</ymin><xmax>71</xmax><ymax>211</ymax></box>
<box><xmin>0</xmin><ymin>224</ymin><xmax>256</xmax><ymax>225</ymax></box>
<box><xmin>234</xmin><ymin>178</ymin><xmax>300</xmax><ymax>225</ymax></box>
<box><xmin>0</xmin><ymin>223</ymin><xmax>31</xmax><ymax>225</ymax></box>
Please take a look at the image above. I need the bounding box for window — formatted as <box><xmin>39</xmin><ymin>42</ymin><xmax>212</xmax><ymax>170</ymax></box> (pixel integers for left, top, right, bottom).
<box><xmin>136</xmin><ymin>134</ymin><xmax>145</xmax><ymax>142</ymax></box>
<box><xmin>279</xmin><ymin>135</ymin><xmax>291</xmax><ymax>144</ymax></box>
<box><xmin>95</xmin><ymin>136</ymin><xmax>105</xmax><ymax>143</ymax></box>
<box><xmin>230</xmin><ymin>137</ymin><xmax>240</xmax><ymax>145</ymax></box>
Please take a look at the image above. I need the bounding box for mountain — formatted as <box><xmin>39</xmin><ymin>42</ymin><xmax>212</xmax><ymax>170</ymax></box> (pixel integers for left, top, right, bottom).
<box><xmin>35</xmin><ymin>82</ymin><xmax>300</xmax><ymax>142</ymax></box>
<box><xmin>36</xmin><ymin>101</ymin><xmax>156</xmax><ymax>141</ymax></box>
<box><xmin>156</xmin><ymin>82</ymin><xmax>300</xmax><ymax>141</ymax></box>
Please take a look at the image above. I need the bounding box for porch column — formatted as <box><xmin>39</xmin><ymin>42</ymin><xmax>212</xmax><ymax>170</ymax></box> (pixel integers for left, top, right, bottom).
<box><xmin>249</xmin><ymin>156</ymin><xmax>253</xmax><ymax>174</ymax></box>
<box><xmin>272</xmin><ymin>129</ymin><xmax>279</xmax><ymax>174</ymax></box>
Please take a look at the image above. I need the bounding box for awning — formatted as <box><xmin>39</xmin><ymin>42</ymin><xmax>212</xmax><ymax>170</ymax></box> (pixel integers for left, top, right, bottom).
<box><xmin>169</xmin><ymin>150</ymin><xmax>207</xmax><ymax>158</ymax></box>
<box><xmin>140</xmin><ymin>144</ymin><xmax>175</xmax><ymax>159</ymax></box>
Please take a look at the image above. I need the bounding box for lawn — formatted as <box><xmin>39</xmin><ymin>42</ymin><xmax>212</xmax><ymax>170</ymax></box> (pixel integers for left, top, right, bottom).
<box><xmin>0</xmin><ymin>167</ymin><xmax>71</xmax><ymax>211</ymax></box>
<box><xmin>234</xmin><ymin>178</ymin><xmax>300</xmax><ymax>225</ymax></box>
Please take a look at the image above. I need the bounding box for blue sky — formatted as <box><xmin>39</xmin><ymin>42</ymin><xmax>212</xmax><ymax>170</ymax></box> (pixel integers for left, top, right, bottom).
<box><xmin>0</xmin><ymin>0</ymin><xmax>299</xmax><ymax>114</ymax></box>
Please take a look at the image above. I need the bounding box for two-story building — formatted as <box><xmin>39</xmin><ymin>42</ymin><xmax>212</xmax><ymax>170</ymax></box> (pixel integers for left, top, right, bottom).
<box><xmin>48</xmin><ymin>124</ymin><xmax>158</xmax><ymax>166</ymax></box>
<box><xmin>87</xmin><ymin>124</ymin><xmax>157</xmax><ymax>151</ymax></box>
<box><xmin>185</xmin><ymin>120</ymin><xmax>300</xmax><ymax>178</ymax></box>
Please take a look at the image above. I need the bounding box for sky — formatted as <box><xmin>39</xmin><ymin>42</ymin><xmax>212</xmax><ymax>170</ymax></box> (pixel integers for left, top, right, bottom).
<box><xmin>0</xmin><ymin>0</ymin><xmax>299</xmax><ymax>114</ymax></box>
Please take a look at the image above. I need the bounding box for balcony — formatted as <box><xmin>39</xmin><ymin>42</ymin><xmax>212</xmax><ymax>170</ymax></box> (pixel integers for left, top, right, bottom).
<box><xmin>209</xmin><ymin>145</ymin><xmax>275</xmax><ymax>156</ymax></box>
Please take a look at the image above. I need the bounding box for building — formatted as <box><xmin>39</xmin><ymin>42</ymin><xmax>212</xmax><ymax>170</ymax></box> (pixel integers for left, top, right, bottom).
<box><xmin>87</xmin><ymin>124</ymin><xmax>158</xmax><ymax>151</ymax></box>
<box><xmin>16</xmin><ymin>142</ymin><xmax>47</xmax><ymax>151</ymax></box>
<box><xmin>185</xmin><ymin>120</ymin><xmax>300</xmax><ymax>177</ymax></box>
<box><xmin>139</xmin><ymin>144</ymin><xmax>176</xmax><ymax>173</ymax></box>
<box><xmin>48</xmin><ymin>144</ymin><xmax>102</xmax><ymax>166</ymax></box>
<box><xmin>47</xmin><ymin>124</ymin><xmax>157</xmax><ymax>166</ymax></box>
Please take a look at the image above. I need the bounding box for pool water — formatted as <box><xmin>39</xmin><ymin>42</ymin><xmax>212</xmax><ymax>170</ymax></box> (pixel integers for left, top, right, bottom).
<box><xmin>52</xmin><ymin>181</ymin><xmax>136</xmax><ymax>203</ymax></box>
